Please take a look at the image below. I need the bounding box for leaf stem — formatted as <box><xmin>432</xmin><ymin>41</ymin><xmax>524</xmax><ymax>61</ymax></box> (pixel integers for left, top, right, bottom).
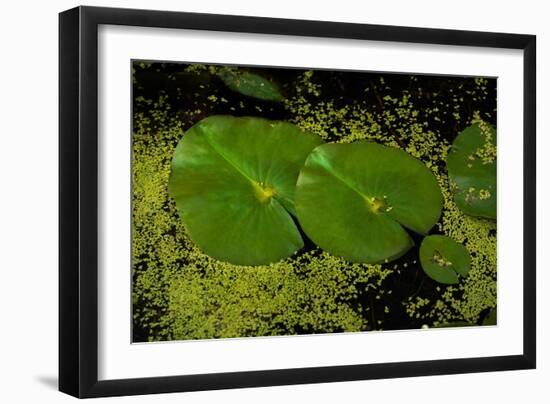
<box><xmin>369</xmin><ymin>293</ymin><xmax>377</xmax><ymax>331</ymax></box>
<box><xmin>409</xmin><ymin>276</ymin><xmax>426</xmax><ymax>300</ymax></box>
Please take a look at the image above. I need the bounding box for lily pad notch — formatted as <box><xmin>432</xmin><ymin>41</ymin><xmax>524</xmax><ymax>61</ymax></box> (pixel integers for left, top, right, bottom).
<box><xmin>168</xmin><ymin>115</ymin><xmax>323</xmax><ymax>266</ymax></box>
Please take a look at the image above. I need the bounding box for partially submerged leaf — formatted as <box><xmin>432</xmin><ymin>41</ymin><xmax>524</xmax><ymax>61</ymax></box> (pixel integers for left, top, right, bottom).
<box><xmin>295</xmin><ymin>142</ymin><xmax>443</xmax><ymax>264</ymax></box>
<box><xmin>482</xmin><ymin>308</ymin><xmax>497</xmax><ymax>326</ymax></box>
<box><xmin>447</xmin><ymin>122</ymin><xmax>496</xmax><ymax>219</ymax></box>
<box><xmin>419</xmin><ymin>235</ymin><xmax>470</xmax><ymax>284</ymax></box>
<box><xmin>217</xmin><ymin>67</ymin><xmax>284</xmax><ymax>102</ymax></box>
<box><xmin>168</xmin><ymin>116</ymin><xmax>323</xmax><ymax>265</ymax></box>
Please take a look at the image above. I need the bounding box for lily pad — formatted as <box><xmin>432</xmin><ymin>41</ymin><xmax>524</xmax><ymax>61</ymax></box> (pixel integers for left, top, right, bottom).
<box><xmin>295</xmin><ymin>142</ymin><xmax>443</xmax><ymax>264</ymax></box>
<box><xmin>419</xmin><ymin>235</ymin><xmax>470</xmax><ymax>284</ymax></box>
<box><xmin>447</xmin><ymin>122</ymin><xmax>496</xmax><ymax>219</ymax></box>
<box><xmin>168</xmin><ymin>115</ymin><xmax>322</xmax><ymax>266</ymax></box>
<box><xmin>217</xmin><ymin>67</ymin><xmax>284</xmax><ymax>102</ymax></box>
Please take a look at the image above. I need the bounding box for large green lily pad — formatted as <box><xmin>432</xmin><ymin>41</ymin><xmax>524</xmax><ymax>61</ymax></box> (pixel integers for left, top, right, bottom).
<box><xmin>419</xmin><ymin>235</ymin><xmax>470</xmax><ymax>284</ymax></box>
<box><xmin>168</xmin><ymin>115</ymin><xmax>322</xmax><ymax>266</ymax></box>
<box><xmin>217</xmin><ymin>67</ymin><xmax>284</xmax><ymax>102</ymax></box>
<box><xmin>447</xmin><ymin>122</ymin><xmax>496</xmax><ymax>219</ymax></box>
<box><xmin>295</xmin><ymin>142</ymin><xmax>443</xmax><ymax>264</ymax></box>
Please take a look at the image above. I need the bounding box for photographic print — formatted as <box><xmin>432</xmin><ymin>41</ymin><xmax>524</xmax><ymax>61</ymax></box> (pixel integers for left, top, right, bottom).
<box><xmin>131</xmin><ymin>61</ymin><xmax>497</xmax><ymax>343</ymax></box>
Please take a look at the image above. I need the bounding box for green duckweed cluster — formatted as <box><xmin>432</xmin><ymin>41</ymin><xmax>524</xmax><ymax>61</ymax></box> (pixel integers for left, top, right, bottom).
<box><xmin>132</xmin><ymin>62</ymin><xmax>497</xmax><ymax>341</ymax></box>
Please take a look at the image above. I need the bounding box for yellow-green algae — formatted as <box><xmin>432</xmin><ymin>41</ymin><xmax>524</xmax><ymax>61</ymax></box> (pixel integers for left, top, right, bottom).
<box><xmin>132</xmin><ymin>65</ymin><xmax>496</xmax><ymax>341</ymax></box>
<box><xmin>168</xmin><ymin>252</ymin><xmax>391</xmax><ymax>339</ymax></box>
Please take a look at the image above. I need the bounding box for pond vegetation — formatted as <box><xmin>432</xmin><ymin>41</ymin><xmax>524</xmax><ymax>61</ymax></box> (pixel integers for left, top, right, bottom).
<box><xmin>132</xmin><ymin>61</ymin><xmax>497</xmax><ymax>342</ymax></box>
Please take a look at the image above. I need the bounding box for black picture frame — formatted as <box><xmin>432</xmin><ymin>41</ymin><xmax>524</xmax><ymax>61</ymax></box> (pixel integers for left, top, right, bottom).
<box><xmin>59</xmin><ymin>5</ymin><xmax>536</xmax><ymax>398</ymax></box>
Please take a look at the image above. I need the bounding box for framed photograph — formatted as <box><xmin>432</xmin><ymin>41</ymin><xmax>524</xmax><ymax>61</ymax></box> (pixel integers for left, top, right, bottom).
<box><xmin>59</xmin><ymin>6</ymin><xmax>536</xmax><ymax>398</ymax></box>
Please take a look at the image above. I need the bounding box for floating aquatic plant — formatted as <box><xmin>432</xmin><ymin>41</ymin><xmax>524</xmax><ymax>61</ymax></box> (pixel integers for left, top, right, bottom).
<box><xmin>168</xmin><ymin>115</ymin><xmax>322</xmax><ymax>266</ymax></box>
<box><xmin>419</xmin><ymin>235</ymin><xmax>470</xmax><ymax>284</ymax></box>
<box><xmin>217</xmin><ymin>67</ymin><xmax>284</xmax><ymax>102</ymax></box>
<box><xmin>447</xmin><ymin>122</ymin><xmax>496</xmax><ymax>219</ymax></box>
<box><xmin>295</xmin><ymin>142</ymin><xmax>443</xmax><ymax>264</ymax></box>
<box><xmin>133</xmin><ymin>61</ymin><xmax>498</xmax><ymax>341</ymax></box>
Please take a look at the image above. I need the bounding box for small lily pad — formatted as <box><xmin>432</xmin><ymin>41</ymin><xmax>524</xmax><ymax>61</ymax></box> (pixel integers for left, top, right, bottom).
<box><xmin>168</xmin><ymin>116</ymin><xmax>323</xmax><ymax>265</ymax></box>
<box><xmin>295</xmin><ymin>142</ymin><xmax>443</xmax><ymax>264</ymax></box>
<box><xmin>217</xmin><ymin>67</ymin><xmax>284</xmax><ymax>102</ymax></box>
<box><xmin>447</xmin><ymin>122</ymin><xmax>496</xmax><ymax>219</ymax></box>
<box><xmin>419</xmin><ymin>235</ymin><xmax>470</xmax><ymax>284</ymax></box>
